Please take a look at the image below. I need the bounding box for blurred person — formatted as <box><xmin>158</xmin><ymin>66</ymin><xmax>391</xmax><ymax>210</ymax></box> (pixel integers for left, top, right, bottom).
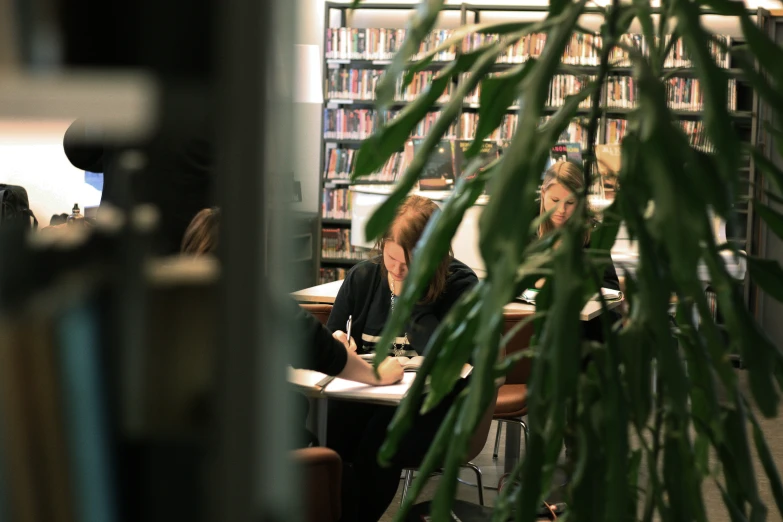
<box><xmin>181</xmin><ymin>208</ymin><xmax>404</xmax><ymax>388</ymax></box>
<box><xmin>63</xmin><ymin>118</ymin><xmax>214</xmax><ymax>255</ymax></box>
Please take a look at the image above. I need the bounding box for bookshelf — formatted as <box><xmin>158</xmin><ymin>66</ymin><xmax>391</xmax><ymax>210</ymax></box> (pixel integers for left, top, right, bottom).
<box><xmin>316</xmin><ymin>2</ymin><xmax>766</xmax><ymax>295</ymax></box>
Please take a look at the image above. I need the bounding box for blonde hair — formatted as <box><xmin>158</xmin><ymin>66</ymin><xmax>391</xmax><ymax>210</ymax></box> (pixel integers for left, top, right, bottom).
<box><xmin>182</xmin><ymin>208</ymin><xmax>220</xmax><ymax>255</ymax></box>
<box><xmin>538</xmin><ymin>161</ymin><xmax>591</xmax><ymax>245</ymax></box>
<box><xmin>374</xmin><ymin>195</ymin><xmax>452</xmax><ymax>304</ymax></box>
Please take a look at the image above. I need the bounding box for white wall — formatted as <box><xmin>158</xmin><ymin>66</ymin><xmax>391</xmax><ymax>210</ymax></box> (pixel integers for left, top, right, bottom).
<box><xmin>291</xmin><ymin>0</ymin><xmax>327</xmax><ymax>215</ymax></box>
<box><xmin>0</xmin><ymin>120</ymin><xmax>101</xmax><ymax>226</ymax></box>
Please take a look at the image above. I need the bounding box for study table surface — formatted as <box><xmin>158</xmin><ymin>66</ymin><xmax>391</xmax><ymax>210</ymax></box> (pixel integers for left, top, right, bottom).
<box><xmin>291</xmin><ymin>279</ymin><xmax>622</xmax><ymax>321</ymax></box>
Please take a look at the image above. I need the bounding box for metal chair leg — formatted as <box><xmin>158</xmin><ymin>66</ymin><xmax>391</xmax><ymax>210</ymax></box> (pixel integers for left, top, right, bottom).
<box><xmin>464</xmin><ymin>462</ymin><xmax>485</xmax><ymax>506</ymax></box>
<box><xmin>494</xmin><ymin>417</ymin><xmax>529</xmax><ymax>462</ymax></box>
<box><xmin>400</xmin><ymin>469</ymin><xmax>413</xmax><ymax>506</ymax></box>
<box><xmin>492</xmin><ymin>421</ymin><xmax>502</xmax><ymax>459</ymax></box>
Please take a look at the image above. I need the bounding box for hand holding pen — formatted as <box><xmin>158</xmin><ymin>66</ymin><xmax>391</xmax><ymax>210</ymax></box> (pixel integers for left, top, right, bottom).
<box><xmin>332</xmin><ymin>314</ymin><xmax>356</xmax><ymax>352</ymax></box>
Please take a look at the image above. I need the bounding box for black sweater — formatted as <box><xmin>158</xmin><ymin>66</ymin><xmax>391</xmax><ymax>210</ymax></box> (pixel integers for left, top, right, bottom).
<box><xmin>273</xmin><ymin>295</ymin><xmax>348</xmax><ymax>376</ymax></box>
<box><xmin>327</xmin><ymin>258</ymin><xmax>478</xmax><ymax>356</ymax></box>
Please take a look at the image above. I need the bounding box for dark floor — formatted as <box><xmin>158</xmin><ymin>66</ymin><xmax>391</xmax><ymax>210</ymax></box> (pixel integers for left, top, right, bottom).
<box><xmin>380</xmin><ymin>370</ymin><xmax>783</xmax><ymax>521</ymax></box>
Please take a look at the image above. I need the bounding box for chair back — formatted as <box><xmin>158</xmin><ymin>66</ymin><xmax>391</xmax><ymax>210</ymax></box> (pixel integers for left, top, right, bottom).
<box><xmin>501</xmin><ymin>311</ymin><xmax>535</xmax><ymax>385</ymax></box>
<box><xmin>465</xmin><ymin>388</ymin><xmax>500</xmax><ymax>462</ymax></box>
<box><xmin>300</xmin><ymin>303</ymin><xmax>332</xmax><ymax>326</ymax></box>
<box><xmin>292</xmin><ymin>447</ymin><xmax>342</xmax><ymax>522</ymax></box>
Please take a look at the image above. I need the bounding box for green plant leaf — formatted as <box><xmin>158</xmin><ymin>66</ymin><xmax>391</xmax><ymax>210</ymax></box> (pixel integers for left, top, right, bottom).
<box><xmin>467</xmin><ymin>60</ymin><xmax>536</xmax><ymax>157</ymax></box>
<box><xmin>401</xmin><ymin>19</ymin><xmax>555</xmax><ymax>89</ymax></box>
<box><xmin>702</xmin><ymin>245</ymin><xmax>781</xmax><ymax>418</ymax></box>
<box><xmin>715</xmin><ymin>479</ymin><xmax>751</xmax><ymax>522</ymax></box>
<box><xmin>745</xmin><ymin>255</ymin><xmax>783</xmax><ymax>303</ymax></box>
<box><xmin>730</xmin><ymin>49</ymin><xmax>783</xmax><ymax>114</ymax></box>
<box><xmin>704</xmin><ymin>0</ymin><xmax>783</xmax><ymax>89</ymax></box>
<box><xmin>378</xmin><ymin>283</ymin><xmax>482</xmax><ymax>466</ymax></box>
<box><xmin>723</xmin><ymin>394</ymin><xmax>768</xmax><ymax>521</ymax></box>
<box><xmin>391</xmin><ymin>390</ymin><xmax>467</xmax><ymax>521</ymax></box>
<box><xmin>764</xmin><ymin>122</ymin><xmax>783</xmax><ymax>164</ymax></box>
<box><xmin>363</xmin><ymin>43</ymin><xmax>504</xmax><ymax>241</ymax></box>
<box><xmin>674</xmin><ymin>1</ymin><xmax>740</xmax><ymax>193</ymax></box>
<box><xmin>757</xmin><ymin>202</ymin><xmax>783</xmax><ymax>240</ymax></box>
<box><xmin>480</xmin><ymin>0</ymin><xmax>588</xmax><ymax>292</ymax></box>
<box><xmin>370</xmin><ymin>167</ymin><xmax>488</xmax><ymax>375</ymax></box>
<box><xmin>431</xmin><ymin>343</ymin><xmax>497</xmax><ymax>521</ymax></box>
<box><xmin>747</xmin><ymin>144</ymin><xmax>783</xmax><ymax>196</ymax></box>
<box><xmin>375</xmin><ymin>0</ymin><xmax>447</xmax><ymax>109</ymax></box>
<box><xmin>764</xmin><ymin>190</ymin><xmax>783</xmax><ymax>207</ymax></box>
<box><xmin>352</xmin><ymin>50</ymin><xmax>485</xmax><ymax>179</ymax></box>
<box><xmin>746</xmin><ymin>398</ymin><xmax>783</xmax><ymax>520</ymax></box>
<box><xmin>590</xmin><ymin>202</ymin><xmax>621</xmax><ymax>252</ymax></box>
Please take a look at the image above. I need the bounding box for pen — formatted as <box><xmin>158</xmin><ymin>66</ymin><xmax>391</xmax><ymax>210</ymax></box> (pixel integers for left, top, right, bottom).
<box><xmin>346</xmin><ymin>315</ymin><xmax>353</xmax><ymax>345</ymax></box>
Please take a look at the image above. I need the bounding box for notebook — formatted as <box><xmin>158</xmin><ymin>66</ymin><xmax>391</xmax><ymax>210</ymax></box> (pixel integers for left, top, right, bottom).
<box><xmin>322</xmin><ymin>372</ymin><xmax>417</xmax><ymax>403</ymax></box>
<box><xmin>287</xmin><ymin>368</ymin><xmax>331</xmax><ymax>392</ymax></box>
<box><xmin>359</xmin><ymin>353</ymin><xmax>424</xmax><ymax>372</ymax></box>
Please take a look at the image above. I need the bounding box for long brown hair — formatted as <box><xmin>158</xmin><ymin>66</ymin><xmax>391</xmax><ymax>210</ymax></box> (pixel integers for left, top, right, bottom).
<box><xmin>182</xmin><ymin>208</ymin><xmax>220</xmax><ymax>255</ymax></box>
<box><xmin>375</xmin><ymin>195</ymin><xmax>452</xmax><ymax>303</ymax></box>
<box><xmin>538</xmin><ymin>161</ymin><xmax>591</xmax><ymax>245</ymax></box>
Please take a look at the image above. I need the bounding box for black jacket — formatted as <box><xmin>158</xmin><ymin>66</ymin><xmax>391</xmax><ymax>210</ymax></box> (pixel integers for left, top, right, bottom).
<box><xmin>63</xmin><ymin>119</ymin><xmax>213</xmax><ymax>255</ymax></box>
<box><xmin>288</xmin><ymin>298</ymin><xmax>348</xmax><ymax>376</ymax></box>
<box><xmin>327</xmin><ymin>257</ymin><xmax>478</xmax><ymax>355</ymax></box>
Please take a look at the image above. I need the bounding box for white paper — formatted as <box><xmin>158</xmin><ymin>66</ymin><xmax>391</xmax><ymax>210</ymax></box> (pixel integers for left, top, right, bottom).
<box><xmin>323</xmin><ymin>372</ymin><xmax>417</xmax><ymax>403</ymax></box>
<box><xmin>287</xmin><ymin>367</ymin><xmax>328</xmax><ymax>390</ymax></box>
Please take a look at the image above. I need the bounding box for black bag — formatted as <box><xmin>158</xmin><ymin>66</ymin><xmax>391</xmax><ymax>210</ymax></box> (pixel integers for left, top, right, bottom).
<box><xmin>0</xmin><ymin>184</ymin><xmax>38</xmax><ymax>229</ymax></box>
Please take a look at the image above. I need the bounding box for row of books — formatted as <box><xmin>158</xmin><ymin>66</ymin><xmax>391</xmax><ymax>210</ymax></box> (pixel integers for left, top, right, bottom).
<box><xmin>325</xmin><ymin>28</ymin><xmax>456</xmax><ymax>61</ymax></box>
<box><xmin>463</xmin><ymin>32</ymin><xmax>600</xmax><ymax>65</ymax></box>
<box><xmin>324</xmin><ymin>108</ymin><xmax>588</xmax><ymax>146</ymax></box>
<box><xmin>323</xmin><ymin>109</ymin><xmax>456</xmax><ymax>141</ymax></box>
<box><xmin>605</xmin><ymin>118</ymin><xmax>715</xmax><ymax>152</ymax></box>
<box><xmin>325</xmin><ymin>68</ymin><xmax>454</xmax><ymax>102</ymax></box>
<box><xmin>324</xmin><ymin>147</ymin><xmax>410</xmax><ymax>182</ymax></box>
<box><xmin>322</xmin><ymin>228</ymin><xmax>372</xmax><ymax>260</ymax></box>
<box><xmin>0</xmin><ymin>297</ymin><xmax>118</xmax><ymax>522</ymax></box>
<box><xmin>330</xmin><ymin>139</ymin><xmax>595</xmax><ymax>191</ymax></box>
<box><xmin>319</xmin><ymin>267</ymin><xmax>348</xmax><ymax>284</ymax></box>
<box><xmin>464</xmin><ymin>73</ymin><xmax>594</xmax><ymax>107</ymax></box>
<box><xmin>322</xmin><ymin>188</ymin><xmax>352</xmax><ymax>219</ymax></box>
<box><xmin>325</xmin><ymin>148</ymin><xmax>358</xmax><ymax>180</ymax></box>
<box><xmin>540</xmin><ymin>115</ymin><xmax>590</xmax><ymax>149</ymax></box>
<box><xmin>606</xmin><ymin>77</ymin><xmax>738</xmax><ymax>111</ymax></box>
<box><xmin>606</xmin><ymin>34</ymin><xmax>732</xmax><ymax>68</ymax></box>
<box><xmin>324</xmin><ymin>108</ymin><xmax>391</xmax><ymax>139</ymax></box>
<box><xmin>326</xmin><ymin>75</ymin><xmax>737</xmax><ymax>113</ymax></box>
<box><xmin>665</xmin><ymin>77</ymin><xmax>738</xmax><ymax>112</ymax></box>
<box><xmin>604</xmin><ymin>118</ymin><xmax>628</xmax><ymax>146</ymax></box>
<box><xmin>326</xmin><ymin>27</ymin><xmax>732</xmax><ymax>68</ymax></box>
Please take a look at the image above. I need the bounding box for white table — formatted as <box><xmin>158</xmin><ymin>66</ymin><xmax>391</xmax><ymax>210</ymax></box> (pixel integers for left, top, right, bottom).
<box><xmin>292</xmin><ymin>280</ymin><xmax>622</xmax><ymax>321</ymax></box>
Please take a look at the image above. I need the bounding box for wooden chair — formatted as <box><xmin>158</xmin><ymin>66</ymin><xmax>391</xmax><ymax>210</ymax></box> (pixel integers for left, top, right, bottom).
<box><xmin>400</xmin><ymin>389</ymin><xmax>499</xmax><ymax>506</ymax></box>
<box><xmin>492</xmin><ymin>311</ymin><xmax>535</xmax><ymax>460</ymax></box>
<box><xmin>291</xmin><ymin>447</ymin><xmax>342</xmax><ymax>522</ymax></box>
<box><xmin>300</xmin><ymin>303</ymin><xmax>333</xmax><ymax>326</ymax></box>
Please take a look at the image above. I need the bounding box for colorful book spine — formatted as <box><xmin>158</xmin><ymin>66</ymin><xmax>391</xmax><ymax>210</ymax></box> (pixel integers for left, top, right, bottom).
<box><xmin>58</xmin><ymin>300</ymin><xmax>117</xmax><ymax>522</ymax></box>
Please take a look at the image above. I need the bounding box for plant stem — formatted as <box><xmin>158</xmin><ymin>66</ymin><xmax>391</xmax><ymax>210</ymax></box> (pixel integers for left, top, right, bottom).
<box><xmin>643</xmin><ymin>374</ymin><xmax>665</xmax><ymax>522</ymax></box>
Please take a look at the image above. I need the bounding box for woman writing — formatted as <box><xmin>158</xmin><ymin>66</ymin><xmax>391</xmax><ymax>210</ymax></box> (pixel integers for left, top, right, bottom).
<box><xmin>326</xmin><ymin>195</ymin><xmax>478</xmax><ymax>522</ymax></box>
<box><xmin>327</xmin><ymin>195</ymin><xmax>478</xmax><ymax>355</ymax></box>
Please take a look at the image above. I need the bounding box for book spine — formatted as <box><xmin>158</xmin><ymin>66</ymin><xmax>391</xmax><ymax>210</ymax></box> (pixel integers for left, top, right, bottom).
<box><xmin>58</xmin><ymin>301</ymin><xmax>117</xmax><ymax>522</ymax></box>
